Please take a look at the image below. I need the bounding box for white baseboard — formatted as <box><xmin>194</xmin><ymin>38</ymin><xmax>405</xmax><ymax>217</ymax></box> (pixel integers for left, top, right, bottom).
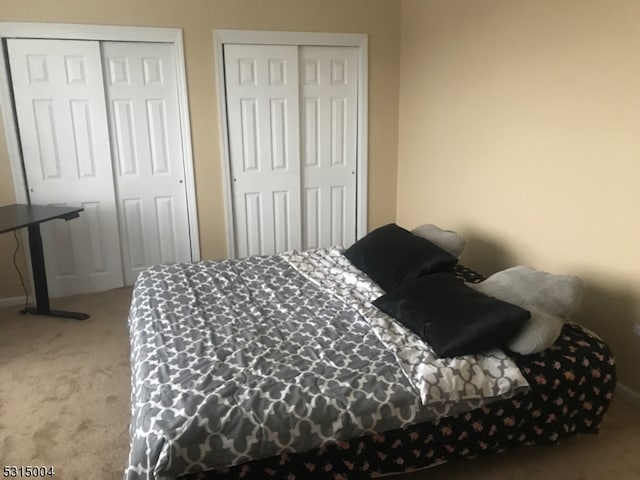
<box><xmin>618</xmin><ymin>383</ymin><xmax>640</xmax><ymax>408</ymax></box>
<box><xmin>0</xmin><ymin>296</ymin><xmax>26</xmax><ymax>308</ymax></box>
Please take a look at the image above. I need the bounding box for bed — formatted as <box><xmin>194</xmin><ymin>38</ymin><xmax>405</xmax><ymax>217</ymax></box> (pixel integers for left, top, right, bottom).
<box><xmin>124</xmin><ymin>244</ymin><xmax>615</xmax><ymax>480</ymax></box>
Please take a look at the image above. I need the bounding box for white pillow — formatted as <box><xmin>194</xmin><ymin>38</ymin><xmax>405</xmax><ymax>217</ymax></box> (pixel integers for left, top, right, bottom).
<box><xmin>467</xmin><ymin>266</ymin><xmax>584</xmax><ymax>354</ymax></box>
<box><xmin>411</xmin><ymin>224</ymin><xmax>466</xmax><ymax>258</ymax></box>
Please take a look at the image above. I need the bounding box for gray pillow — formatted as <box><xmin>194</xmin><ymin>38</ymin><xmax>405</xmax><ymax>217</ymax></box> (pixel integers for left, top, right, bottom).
<box><xmin>505</xmin><ymin>308</ymin><xmax>564</xmax><ymax>354</ymax></box>
<box><xmin>467</xmin><ymin>266</ymin><xmax>584</xmax><ymax>354</ymax></box>
<box><xmin>468</xmin><ymin>266</ymin><xmax>584</xmax><ymax>319</ymax></box>
<box><xmin>411</xmin><ymin>224</ymin><xmax>466</xmax><ymax>258</ymax></box>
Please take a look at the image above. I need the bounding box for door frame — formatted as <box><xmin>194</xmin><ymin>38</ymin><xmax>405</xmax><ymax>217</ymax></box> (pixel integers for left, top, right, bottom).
<box><xmin>0</xmin><ymin>22</ymin><xmax>201</xmax><ymax>261</ymax></box>
<box><xmin>214</xmin><ymin>30</ymin><xmax>368</xmax><ymax>258</ymax></box>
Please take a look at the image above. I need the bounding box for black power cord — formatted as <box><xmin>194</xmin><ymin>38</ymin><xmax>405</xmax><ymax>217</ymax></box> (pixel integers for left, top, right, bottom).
<box><xmin>12</xmin><ymin>230</ymin><xmax>29</xmax><ymax>310</ymax></box>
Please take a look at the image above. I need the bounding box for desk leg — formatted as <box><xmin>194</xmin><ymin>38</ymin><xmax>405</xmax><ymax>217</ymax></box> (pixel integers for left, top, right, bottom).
<box><xmin>27</xmin><ymin>223</ymin><xmax>50</xmax><ymax>313</ymax></box>
<box><xmin>20</xmin><ymin>223</ymin><xmax>90</xmax><ymax>320</ymax></box>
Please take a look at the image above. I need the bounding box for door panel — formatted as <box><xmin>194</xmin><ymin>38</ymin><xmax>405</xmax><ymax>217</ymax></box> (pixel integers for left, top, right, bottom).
<box><xmin>224</xmin><ymin>44</ymin><xmax>301</xmax><ymax>257</ymax></box>
<box><xmin>102</xmin><ymin>42</ymin><xmax>192</xmax><ymax>285</ymax></box>
<box><xmin>7</xmin><ymin>39</ymin><xmax>124</xmax><ymax>297</ymax></box>
<box><xmin>300</xmin><ymin>46</ymin><xmax>358</xmax><ymax>249</ymax></box>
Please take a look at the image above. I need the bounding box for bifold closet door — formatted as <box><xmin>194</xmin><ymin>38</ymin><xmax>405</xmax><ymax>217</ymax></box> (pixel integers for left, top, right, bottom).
<box><xmin>102</xmin><ymin>42</ymin><xmax>192</xmax><ymax>285</ymax></box>
<box><xmin>300</xmin><ymin>46</ymin><xmax>358</xmax><ymax>249</ymax></box>
<box><xmin>7</xmin><ymin>39</ymin><xmax>125</xmax><ymax>297</ymax></box>
<box><xmin>224</xmin><ymin>44</ymin><xmax>302</xmax><ymax>257</ymax></box>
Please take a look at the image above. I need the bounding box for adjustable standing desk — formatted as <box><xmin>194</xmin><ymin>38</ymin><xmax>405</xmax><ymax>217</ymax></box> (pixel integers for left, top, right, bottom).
<box><xmin>0</xmin><ymin>204</ymin><xmax>89</xmax><ymax>320</ymax></box>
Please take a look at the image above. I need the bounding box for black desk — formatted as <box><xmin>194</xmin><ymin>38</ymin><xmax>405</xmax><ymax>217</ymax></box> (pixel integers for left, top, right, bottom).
<box><xmin>0</xmin><ymin>204</ymin><xmax>89</xmax><ymax>320</ymax></box>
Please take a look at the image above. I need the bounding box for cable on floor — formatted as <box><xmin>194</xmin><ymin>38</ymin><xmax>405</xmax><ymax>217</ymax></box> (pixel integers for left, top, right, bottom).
<box><xmin>12</xmin><ymin>230</ymin><xmax>29</xmax><ymax>310</ymax></box>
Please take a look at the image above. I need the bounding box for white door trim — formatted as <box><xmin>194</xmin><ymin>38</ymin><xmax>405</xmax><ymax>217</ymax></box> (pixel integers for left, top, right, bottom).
<box><xmin>0</xmin><ymin>22</ymin><xmax>200</xmax><ymax>261</ymax></box>
<box><xmin>213</xmin><ymin>29</ymin><xmax>368</xmax><ymax>258</ymax></box>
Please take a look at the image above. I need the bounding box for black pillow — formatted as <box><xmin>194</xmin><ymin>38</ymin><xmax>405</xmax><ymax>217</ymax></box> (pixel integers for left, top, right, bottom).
<box><xmin>343</xmin><ymin>223</ymin><xmax>457</xmax><ymax>292</ymax></box>
<box><xmin>372</xmin><ymin>273</ymin><xmax>530</xmax><ymax>358</ymax></box>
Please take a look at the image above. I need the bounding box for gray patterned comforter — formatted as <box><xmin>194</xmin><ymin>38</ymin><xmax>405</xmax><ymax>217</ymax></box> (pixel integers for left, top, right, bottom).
<box><xmin>125</xmin><ymin>249</ymin><xmax>528</xmax><ymax>480</ymax></box>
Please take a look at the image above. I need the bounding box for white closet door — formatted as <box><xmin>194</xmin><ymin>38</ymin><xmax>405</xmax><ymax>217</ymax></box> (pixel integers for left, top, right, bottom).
<box><xmin>102</xmin><ymin>42</ymin><xmax>192</xmax><ymax>285</ymax></box>
<box><xmin>7</xmin><ymin>39</ymin><xmax>124</xmax><ymax>297</ymax></box>
<box><xmin>224</xmin><ymin>44</ymin><xmax>302</xmax><ymax>257</ymax></box>
<box><xmin>300</xmin><ymin>46</ymin><xmax>358</xmax><ymax>249</ymax></box>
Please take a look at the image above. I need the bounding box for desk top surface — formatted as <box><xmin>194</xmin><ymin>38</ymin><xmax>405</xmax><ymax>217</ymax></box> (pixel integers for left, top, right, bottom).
<box><xmin>0</xmin><ymin>204</ymin><xmax>84</xmax><ymax>234</ymax></box>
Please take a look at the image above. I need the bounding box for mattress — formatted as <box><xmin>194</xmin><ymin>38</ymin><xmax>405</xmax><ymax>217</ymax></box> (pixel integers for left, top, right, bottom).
<box><xmin>125</xmin><ymin>251</ymin><xmax>615</xmax><ymax>480</ymax></box>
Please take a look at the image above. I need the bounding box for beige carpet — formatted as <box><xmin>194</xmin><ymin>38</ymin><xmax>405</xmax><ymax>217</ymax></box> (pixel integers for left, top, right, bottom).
<box><xmin>0</xmin><ymin>288</ymin><xmax>639</xmax><ymax>480</ymax></box>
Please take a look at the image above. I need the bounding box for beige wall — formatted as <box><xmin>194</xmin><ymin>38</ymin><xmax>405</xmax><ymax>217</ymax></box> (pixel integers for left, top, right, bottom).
<box><xmin>0</xmin><ymin>0</ymin><xmax>401</xmax><ymax>297</ymax></box>
<box><xmin>397</xmin><ymin>0</ymin><xmax>640</xmax><ymax>391</ymax></box>
<box><xmin>0</xmin><ymin>125</ymin><xmax>28</xmax><ymax>297</ymax></box>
